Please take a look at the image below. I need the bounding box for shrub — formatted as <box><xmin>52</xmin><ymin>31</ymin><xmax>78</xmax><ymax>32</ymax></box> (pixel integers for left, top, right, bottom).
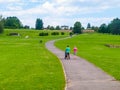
<box><xmin>9</xmin><ymin>32</ymin><xmax>20</xmax><ymax>36</ymax></box>
<box><xmin>39</xmin><ymin>32</ymin><xmax>49</xmax><ymax>36</ymax></box>
<box><xmin>69</xmin><ymin>32</ymin><xmax>73</xmax><ymax>36</ymax></box>
<box><xmin>61</xmin><ymin>32</ymin><xmax>65</xmax><ymax>35</ymax></box>
<box><xmin>51</xmin><ymin>32</ymin><xmax>59</xmax><ymax>35</ymax></box>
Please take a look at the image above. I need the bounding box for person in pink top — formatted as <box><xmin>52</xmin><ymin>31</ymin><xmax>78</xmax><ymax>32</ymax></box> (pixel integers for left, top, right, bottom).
<box><xmin>73</xmin><ymin>46</ymin><xmax>77</xmax><ymax>55</ymax></box>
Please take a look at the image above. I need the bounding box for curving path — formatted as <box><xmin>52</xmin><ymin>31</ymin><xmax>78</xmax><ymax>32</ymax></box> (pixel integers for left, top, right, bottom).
<box><xmin>45</xmin><ymin>38</ymin><xmax>120</xmax><ymax>90</ymax></box>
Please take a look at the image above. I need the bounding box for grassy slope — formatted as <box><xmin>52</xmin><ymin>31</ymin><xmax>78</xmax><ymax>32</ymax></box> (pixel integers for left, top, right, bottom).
<box><xmin>0</xmin><ymin>29</ymin><xmax>68</xmax><ymax>90</ymax></box>
<box><xmin>55</xmin><ymin>33</ymin><xmax>120</xmax><ymax>80</ymax></box>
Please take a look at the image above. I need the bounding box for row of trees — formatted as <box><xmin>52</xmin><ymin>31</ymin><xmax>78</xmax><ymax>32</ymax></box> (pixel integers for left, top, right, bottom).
<box><xmin>98</xmin><ymin>18</ymin><xmax>120</xmax><ymax>35</ymax></box>
<box><xmin>0</xmin><ymin>16</ymin><xmax>44</xmax><ymax>30</ymax></box>
<box><xmin>0</xmin><ymin>15</ymin><xmax>4</xmax><ymax>33</ymax></box>
<box><xmin>0</xmin><ymin>15</ymin><xmax>120</xmax><ymax>35</ymax></box>
<box><xmin>0</xmin><ymin>16</ymin><xmax>69</xmax><ymax>31</ymax></box>
<box><xmin>72</xmin><ymin>18</ymin><xmax>120</xmax><ymax>35</ymax></box>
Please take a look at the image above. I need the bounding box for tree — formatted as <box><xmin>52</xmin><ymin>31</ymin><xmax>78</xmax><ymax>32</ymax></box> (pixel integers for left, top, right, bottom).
<box><xmin>55</xmin><ymin>25</ymin><xmax>61</xmax><ymax>30</ymax></box>
<box><xmin>24</xmin><ymin>25</ymin><xmax>30</xmax><ymax>29</ymax></box>
<box><xmin>47</xmin><ymin>25</ymin><xmax>50</xmax><ymax>29</ymax></box>
<box><xmin>108</xmin><ymin>18</ymin><xmax>120</xmax><ymax>35</ymax></box>
<box><xmin>87</xmin><ymin>23</ymin><xmax>91</xmax><ymax>29</ymax></box>
<box><xmin>50</xmin><ymin>26</ymin><xmax>55</xmax><ymax>30</ymax></box>
<box><xmin>35</xmin><ymin>18</ymin><xmax>43</xmax><ymax>30</ymax></box>
<box><xmin>98</xmin><ymin>23</ymin><xmax>108</xmax><ymax>33</ymax></box>
<box><xmin>0</xmin><ymin>15</ymin><xmax>4</xmax><ymax>33</ymax></box>
<box><xmin>73</xmin><ymin>21</ymin><xmax>82</xmax><ymax>34</ymax></box>
<box><xmin>4</xmin><ymin>16</ymin><xmax>23</xmax><ymax>29</ymax></box>
<box><xmin>70</xmin><ymin>27</ymin><xmax>73</xmax><ymax>30</ymax></box>
<box><xmin>91</xmin><ymin>26</ymin><xmax>99</xmax><ymax>32</ymax></box>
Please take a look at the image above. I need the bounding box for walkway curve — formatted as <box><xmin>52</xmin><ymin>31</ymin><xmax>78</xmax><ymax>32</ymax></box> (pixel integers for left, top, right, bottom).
<box><xmin>45</xmin><ymin>38</ymin><xmax>120</xmax><ymax>90</ymax></box>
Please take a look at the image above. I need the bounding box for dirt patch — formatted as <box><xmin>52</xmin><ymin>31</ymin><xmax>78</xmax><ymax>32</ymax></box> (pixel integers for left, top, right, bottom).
<box><xmin>105</xmin><ymin>44</ymin><xmax>120</xmax><ymax>48</ymax></box>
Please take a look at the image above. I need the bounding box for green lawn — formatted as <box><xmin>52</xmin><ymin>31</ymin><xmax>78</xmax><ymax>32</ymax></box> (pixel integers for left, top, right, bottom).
<box><xmin>55</xmin><ymin>33</ymin><xmax>120</xmax><ymax>80</ymax></box>
<box><xmin>0</xmin><ymin>29</ymin><xmax>69</xmax><ymax>90</ymax></box>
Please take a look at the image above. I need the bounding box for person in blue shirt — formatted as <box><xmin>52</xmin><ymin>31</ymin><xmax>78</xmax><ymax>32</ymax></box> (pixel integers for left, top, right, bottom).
<box><xmin>65</xmin><ymin>45</ymin><xmax>70</xmax><ymax>59</ymax></box>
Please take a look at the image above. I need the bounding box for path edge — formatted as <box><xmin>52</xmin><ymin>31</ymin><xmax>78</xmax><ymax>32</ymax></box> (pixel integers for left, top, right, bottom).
<box><xmin>45</xmin><ymin>40</ymin><xmax>67</xmax><ymax>90</ymax></box>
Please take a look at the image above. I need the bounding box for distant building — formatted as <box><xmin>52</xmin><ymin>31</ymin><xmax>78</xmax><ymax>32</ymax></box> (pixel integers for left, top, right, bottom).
<box><xmin>61</xmin><ymin>25</ymin><xmax>69</xmax><ymax>30</ymax></box>
<box><xmin>82</xmin><ymin>29</ymin><xmax>95</xmax><ymax>33</ymax></box>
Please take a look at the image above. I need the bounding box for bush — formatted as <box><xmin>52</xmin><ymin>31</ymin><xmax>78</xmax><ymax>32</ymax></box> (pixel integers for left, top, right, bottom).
<box><xmin>61</xmin><ymin>32</ymin><xmax>65</xmax><ymax>35</ymax></box>
<box><xmin>51</xmin><ymin>32</ymin><xmax>59</xmax><ymax>35</ymax></box>
<box><xmin>69</xmin><ymin>32</ymin><xmax>73</xmax><ymax>36</ymax></box>
<box><xmin>8</xmin><ymin>32</ymin><xmax>20</xmax><ymax>36</ymax></box>
<box><xmin>0</xmin><ymin>22</ymin><xmax>4</xmax><ymax>33</ymax></box>
<box><xmin>39</xmin><ymin>32</ymin><xmax>49</xmax><ymax>36</ymax></box>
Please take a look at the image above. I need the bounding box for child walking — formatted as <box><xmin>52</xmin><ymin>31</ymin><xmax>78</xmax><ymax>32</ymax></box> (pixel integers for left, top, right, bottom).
<box><xmin>65</xmin><ymin>45</ymin><xmax>70</xmax><ymax>60</ymax></box>
<box><xmin>73</xmin><ymin>46</ymin><xmax>77</xmax><ymax>55</ymax></box>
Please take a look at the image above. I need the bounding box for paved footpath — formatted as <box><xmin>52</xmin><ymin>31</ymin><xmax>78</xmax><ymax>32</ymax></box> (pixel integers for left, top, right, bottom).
<box><xmin>45</xmin><ymin>38</ymin><xmax>120</xmax><ymax>90</ymax></box>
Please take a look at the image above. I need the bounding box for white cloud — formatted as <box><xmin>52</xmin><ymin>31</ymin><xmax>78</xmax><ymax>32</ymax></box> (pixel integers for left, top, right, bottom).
<box><xmin>7</xmin><ymin>4</ymin><xmax>23</xmax><ymax>11</ymax></box>
<box><xmin>0</xmin><ymin>0</ymin><xmax>20</xmax><ymax>3</ymax></box>
<box><xmin>0</xmin><ymin>0</ymin><xmax>120</xmax><ymax>28</ymax></box>
<box><xmin>29</xmin><ymin>0</ymin><xmax>39</xmax><ymax>2</ymax></box>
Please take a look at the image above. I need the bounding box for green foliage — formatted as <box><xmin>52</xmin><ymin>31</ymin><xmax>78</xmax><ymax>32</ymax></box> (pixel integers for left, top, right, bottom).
<box><xmin>69</xmin><ymin>32</ymin><xmax>73</xmax><ymax>36</ymax></box>
<box><xmin>61</xmin><ymin>32</ymin><xmax>65</xmax><ymax>35</ymax></box>
<box><xmin>0</xmin><ymin>22</ymin><xmax>4</xmax><ymax>33</ymax></box>
<box><xmin>51</xmin><ymin>32</ymin><xmax>59</xmax><ymax>35</ymax></box>
<box><xmin>55</xmin><ymin>25</ymin><xmax>61</xmax><ymax>30</ymax></box>
<box><xmin>23</xmin><ymin>25</ymin><xmax>30</xmax><ymax>29</ymax></box>
<box><xmin>98</xmin><ymin>23</ymin><xmax>109</xmax><ymax>33</ymax></box>
<box><xmin>39</xmin><ymin>32</ymin><xmax>49</xmax><ymax>36</ymax></box>
<box><xmin>35</xmin><ymin>18</ymin><xmax>43</xmax><ymax>30</ymax></box>
<box><xmin>8</xmin><ymin>32</ymin><xmax>20</xmax><ymax>36</ymax></box>
<box><xmin>87</xmin><ymin>23</ymin><xmax>91</xmax><ymax>29</ymax></box>
<box><xmin>98</xmin><ymin>18</ymin><xmax>120</xmax><ymax>35</ymax></box>
<box><xmin>73</xmin><ymin>21</ymin><xmax>82</xmax><ymax>34</ymax></box>
<box><xmin>55</xmin><ymin>33</ymin><xmax>120</xmax><ymax>80</ymax></box>
<box><xmin>91</xmin><ymin>26</ymin><xmax>99</xmax><ymax>32</ymax></box>
<box><xmin>46</xmin><ymin>25</ymin><xmax>50</xmax><ymax>29</ymax></box>
<box><xmin>50</xmin><ymin>26</ymin><xmax>55</xmax><ymax>30</ymax></box>
<box><xmin>0</xmin><ymin>15</ymin><xmax>4</xmax><ymax>33</ymax></box>
<box><xmin>4</xmin><ymin>16</ymin><xmax>23</xmax><ymax>29</ymax></box>
<box><xmin>108</xmin><ymin>18</ymin><xmax>120</xmax><ymax>35</ymax></box>
<box><xmin>70</xmin><ymin>27</ymin><xmax>73</xmax><ymax>30</ymax></box>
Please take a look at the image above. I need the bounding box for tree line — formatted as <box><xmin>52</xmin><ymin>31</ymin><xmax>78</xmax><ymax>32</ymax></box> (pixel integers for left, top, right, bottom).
<box><xmin>73</xmin><ymin>18</ymin><xmax>120</xmax><ymax>35</ymax></box>
<box><xmin>0</xmin><ymin>16</ymin><xmax>70</xmax><ymax>31</ymax></box>
<box><xmin>98</xmin><ymin>18</ymin><xmax>120</xmax><ymax>35</ymax></box>
<box><xmin>0</xmin><ymin>15</ymin><xmax>120</xmax><ymax>35</ymax></box>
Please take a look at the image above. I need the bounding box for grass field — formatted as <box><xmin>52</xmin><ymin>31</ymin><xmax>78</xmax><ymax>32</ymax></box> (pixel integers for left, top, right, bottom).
<box><xmin>0</xmin><ymin>29</ymin><xmax>69</xmax><ymax>90</ymax></box>
<box><xmin>55</xmin><ymin>33</ymin><xmax>120</xmax><ymax>80</ymax></box>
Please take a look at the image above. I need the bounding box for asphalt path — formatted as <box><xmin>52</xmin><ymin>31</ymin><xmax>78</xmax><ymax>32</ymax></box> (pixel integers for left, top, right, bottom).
<box><xmin>45</xmin><ymin>38</ymin><xmax>120</xmax><ymax>90</ymax></box>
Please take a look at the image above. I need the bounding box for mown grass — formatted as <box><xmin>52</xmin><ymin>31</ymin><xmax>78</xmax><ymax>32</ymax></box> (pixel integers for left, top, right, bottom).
<box><xmin>0</xmin><ymin>29</ymin><xmax>69</xmax><ymax>90</ymax></box>
<box><xmin>55</xmin><ymin>33</ymin><xmax>120</xmax><ymax>80</ymax></box>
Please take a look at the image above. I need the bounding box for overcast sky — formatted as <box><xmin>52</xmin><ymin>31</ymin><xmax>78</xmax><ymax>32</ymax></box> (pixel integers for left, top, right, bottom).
<box><xmin>0</xmin><ymin>0</ymin><xmax>120</xmax><ymax>28</ymax></box>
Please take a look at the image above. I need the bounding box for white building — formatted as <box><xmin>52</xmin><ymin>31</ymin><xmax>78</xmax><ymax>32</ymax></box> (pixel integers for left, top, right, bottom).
<box><xmin>61</xmin><ymin>25</ymin><xmax>69</xmax><ymax>30</ymax></box>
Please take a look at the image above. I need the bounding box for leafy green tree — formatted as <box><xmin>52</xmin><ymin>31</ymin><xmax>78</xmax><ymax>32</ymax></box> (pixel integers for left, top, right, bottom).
<box><xmin>24</xmin><ymin>25</ymin><xmax>30</xmax><ymax>29</ymax></box>
<box><xmin>98</xmin><ymin>23</ymin><xmax>108</xmax><ymax>33</ymax></box>
<box><xmin>81</xmin><ymin>27</ymin><xmax>85</xmax><ymax>30</ymax></box>
<box><xmin>0</xmin><ymin>15</ymin><xmax>4</xmax><ymax>33</ymax></box>
<box><xmin>55</xmin><ymin>25</ymin><xmax>61</xmax><ymax>30</ymax></box>
<box><xmin>108</xmin><ymin>18</ymin><xmax>120</xmax><ymax>35</ymax></box>
<box><xmin>73</xmin><ymin>21</ymin><xmax>82</xmax><ymax>34</ymax></box>
<box><xmin>47</xmin><ymin>25</ymin><xmax>50</xmax><ymax>29</ymax></box>
<box><xmin>50</xmin><ymin>26</ymin><xmax>55</xmax><ymax>30</ymax></box>
<box><xmin>4</xmin><ymin>16</ymin><xmax>23</xmax><ymax>29</ymax></box>
<box><xmin>87</xmin><ymin>23</ymin><xmax>91</xmax><ymax>29</ymax></box>
<box><xmin>91</xmin><ymin>26</ymin><xmax>99</xmax><ymax>32</ymax></box>
<box><xmin>70</xmin><ymin>27</ymin><xmax>73</xmax><ymax>30</ymax></box>
<box><xmin>35</xmin><ymin>18</ymin><xmax>43</xmax><ymax>30</ymax></box>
